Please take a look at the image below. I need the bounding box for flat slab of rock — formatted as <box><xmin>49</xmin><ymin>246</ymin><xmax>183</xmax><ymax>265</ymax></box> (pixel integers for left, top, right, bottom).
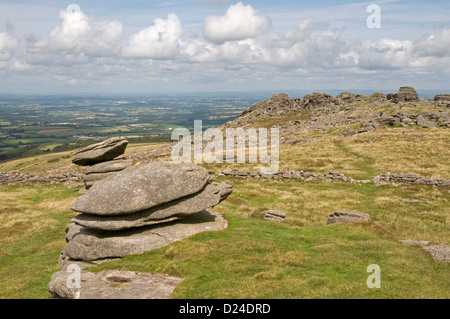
<box><xmin>73</xmin><ymin>182</ymin><xmax>232</xmax><ymax>231</ymax></box>
<box><xmin>48</xmin><ymin>270</ymin><xmax>182</xmax><ymax>299</ymax></box>
<box><xmin>60</xmin><ymin>211</ymin><xmax>228</xmax><ymax>264</ymax></box>
<box><xmin>85</xmin><ymin>158</ymin><xmax>133</xmax><ymax>174</ymax></box>
<box><xmin>327</xmin><ymin>211</ymin><xmax>371</xmax><ymax>224</ymax></box>
<box><xmin>70</xmin><ymin>162</ymin><xmax>210</xmax><ymax>216</ymax></box>
<box><xmin>261</xmin><ymin>210</ymin><xmax>286</xmax><ymax>223</ymax></box>
<box><xmin>72</xmin><ymin>137</ymin><xmax>128</xmax><ymax>166</ymax></box>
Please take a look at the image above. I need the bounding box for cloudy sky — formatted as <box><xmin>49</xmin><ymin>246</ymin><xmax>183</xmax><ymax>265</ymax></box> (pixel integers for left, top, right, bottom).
<box><xmin>0</xmin><ymin>0</ymin><xmax>449</xmax><ymax>94</ymax></box>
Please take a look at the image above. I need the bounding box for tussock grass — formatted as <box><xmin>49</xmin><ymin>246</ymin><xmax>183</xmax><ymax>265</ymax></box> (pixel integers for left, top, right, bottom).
<box><xmin>0</xmin><ymin>127</ymin><xmax>448</xmax><ymax>299</ymax></box>
<box><xmin>0</xmin><ymin>184</ymin><xmax>79</xmax><ymax>298</ymax></box>
<box><xmin>204</xmin><ymin>127</ymin><xmax>449</xmax><ymax>181</ymax></box>
<box><xmin>92</xmin><ymin>178</ymin><xmax>449</xmax><ymax>299</ymax></box>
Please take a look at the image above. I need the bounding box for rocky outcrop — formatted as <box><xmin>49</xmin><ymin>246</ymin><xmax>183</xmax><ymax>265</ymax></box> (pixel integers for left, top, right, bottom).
<box><xmin>393</xmin><ymin>87</ymin><xmax>419</xmax><ymax>102</ymax></box>
<box><xmin>59</xmin><ymin>161</ymin><xmax>232</xmax><ymax>267</ymax></box>
<box><xmin>327</xmin><ymin>211</ymin><xmax>371</xmax><ymax>224</ymax></box>
<box><xmin>434</xmin><ymin>94</ymin><xmax>450</xmax><ymax>102</ymax></box>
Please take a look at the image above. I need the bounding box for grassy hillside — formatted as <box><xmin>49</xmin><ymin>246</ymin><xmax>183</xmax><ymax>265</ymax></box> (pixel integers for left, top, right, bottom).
<box><xmin>1</xmin><ymin>91</ymin><xmax>449</xmax><ymax>299</ymax></box>
<box><xmin>1</xmin><ymin>179</ymin><xmax>448</xmax><ymax>299</ymax></box>
<box><xmin>0</xmin><ymin>123</ymin><xmax>448</xmax><ymax>298</ymax></box>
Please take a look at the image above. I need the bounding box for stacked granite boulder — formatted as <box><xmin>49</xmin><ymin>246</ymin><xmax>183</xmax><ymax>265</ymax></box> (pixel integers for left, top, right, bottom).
<box><xmin>72</xmin><ymin>137</ymin><xmax>133</xmax><ymax>189</ymax></box>
<box><xmin>393</xmin><ymin>86</ymin><xmax>419</xmax><ymax>102</ymax></box>
<box><xmin>59</xmin><ymin>161</ymin><xmax>232</xmax><ymax>268</ymax></box>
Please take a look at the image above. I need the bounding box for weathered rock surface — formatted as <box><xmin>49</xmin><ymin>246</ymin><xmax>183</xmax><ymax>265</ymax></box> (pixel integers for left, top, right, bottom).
<box><xmin>400</xmin><ymin>240</ymin><xmax>450</xmax><ymax>264</ymax></box>
<box><xmin>261</xmin><ymin>210</ymin><xmax>286</xmax><ymax>223</ymax></box>
<box><xmin>85</xmin><ymin>158</ymin><xmax>133</xmax><ymax>175</ymax></box>
<box><xmin>82</xmin><ymin>172</ymin><xmax>117</xmax><ymax>189</ymax></box>
<box><xmin>434</xmin><ymin>94</ymin><xmax>450</xmax><ymax>102</ymax></box>
<box><xmin>47</xmin><ymin>269</ymin><xmax>182</xmax><ymax>299</ymax></box>
<box><xmin>416</xmin><ymin>114</ymin><xmax>437</xmax><ymax>128</ymax></box>
<box><xmin>0</xmin><ymin>170</ymin><xmax>83</xmax><ymax>185</ymax></box>
<box><xmin>71</xmin><ymin>161</ymin><xmax>211</xmax><ymax>216</ymax></box>
<box><xmin>399</xmin><ymin>239</ymin><xmax>431</xmax><ymax>247</ymax></box>
<box><xmin>60</xmin><ymin>210</ymin><xmax>228</xmax><ymax>264</ymax></box>
<box><xmin>72</xmin><ymin>182</ymin><xmax>233</xmax><ymax>231</ymax></box>
<box><xmin>394</xmin><ymin>87</ymin><xmax>419</xmax><ymax>102</ymax></box>
<box><xmin>327</xmin><ymin>211</ymin><xmax>371</xmax><ymax>224</ymax></box>
<box><xmin>422</xmin><ymin>245</ymin><xmax>450</xmax><ymax>263</ymax></box>
<box><xmin>374</xmin><ymin>172</ymin><xmax>450</xmax><ymax>187</ymax></box>
<box><xmin>72</xmin><ymin>137</ymin><xmax>128</xmax><ymax>166</ymax></box>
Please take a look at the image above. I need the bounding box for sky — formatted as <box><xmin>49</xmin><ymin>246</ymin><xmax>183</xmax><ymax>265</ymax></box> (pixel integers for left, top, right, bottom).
<box><xmin>0</xmin><ymin>0</ymin><xmax>449</xmax><ymax>94</ymax></box>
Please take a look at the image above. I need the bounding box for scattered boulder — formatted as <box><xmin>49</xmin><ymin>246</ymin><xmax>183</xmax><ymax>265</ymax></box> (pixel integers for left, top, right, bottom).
<box><xmin>327</xmin><ymin>211</ymin><xmax>371</xmax><ymax>224</ymax></box>
<box><xmin>393</xmin><ymin>87</ymin><xmax>419</xmax><ymax>103</ymax></box>
<box><xmin>72</xmin><ymin>137</ymin><xmax>128</xmax><ymax>166</ymax></box>
<box><xmin>400</xmin><ymin>240</ymin><xmax>450</xmax><ymax>264</ymax></box>
<box><xmin>359</xmin><ymin>121</ymin><xmax>379</xmax><ymax>133</ymax></box>
<box><xmin>422</xmin><ymin>245</ymin><xmax>450</xmax><ymax>263</ymax></box>
<box><xmin>416</xmin><ymin>114</ymin><xmax>437</xmax><ymax>128</ymax></box>
<box><xmin>47</xmin><ymin>269</ymin><xmax>182</xmax><ymax>299</ymax></box>
<box><xmin>261</xmin><ymin>210</ymin><xmax>286</xmax><ymax>223</ymax></box>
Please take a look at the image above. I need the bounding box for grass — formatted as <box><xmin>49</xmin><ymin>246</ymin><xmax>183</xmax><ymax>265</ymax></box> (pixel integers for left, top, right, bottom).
<box><xmin>91</xmin><ymin>179</ymin><xmax>449</xmax><ymax>298</ymax></box>
<box><xmin>0</xmin><ymin>125</ymin><xmax>448</xmax><ymax>299</ymax></box>
<box><xmin>1</xmin><ymin>178</ymin><xmax>447</xmax><ymax>299</ymax></box>
<box><xmin>0</xmin><ymin>184</ymin><xmax>79</xmax><ymax>298</ymax></box>
<box><xmin>202</xmin><ymin>127</ymin><xmax>450</xmax><ymax>180</ymax></box>
<box><xmin>0</xmin><ymin>142</ymin><xmax>166</xmax><ymax>174</ymax></box>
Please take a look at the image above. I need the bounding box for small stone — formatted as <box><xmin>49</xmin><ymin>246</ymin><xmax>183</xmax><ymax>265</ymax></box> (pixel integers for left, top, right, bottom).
<box><xmin>261</xmin><ymin>210</ymin><xmax>286</xmax><ymax>223</ymax></box>
<box><xmin>327</xmin><ymin>211</ymin><xmax>371</xmax><ymax>224</ymax></box>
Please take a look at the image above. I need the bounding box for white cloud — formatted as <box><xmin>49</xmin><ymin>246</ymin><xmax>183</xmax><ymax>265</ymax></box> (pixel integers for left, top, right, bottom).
<box><xmin>122</xmin><ymin>13</ymin><xmax>183</xmax><ymax>59</ymax></box>
<box><xmin>0</xmin><ymin>31</ymin><xmax>18</xmax><ymax>61</ymax></box>
<box><xmin>414</xmin><ymin>28</ymin><xmax>450</xmax><ymax>57</ymax></box>
<box><xmin>2</xmin><ymin>4</ymin><xmax>450</xmax><ymax>93</ymax></box>
<box><xmin>357</xmin><ymin>39</ymin><xmax>415</xmax><ymax>70</ymax></box>
<box><xmin>203</xmin><ymin>2</ymin><xmax>271</xmax><ymax>43</ymax></box>
<box><xmin>27</xmin><ymin>10</ymin><xmax>123</xmax><ymax>59</ymax></box>
<box><xmin>9</xmin><ymin>60</ymin><xmax>31</xmax><ymax>71</ymax></box>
